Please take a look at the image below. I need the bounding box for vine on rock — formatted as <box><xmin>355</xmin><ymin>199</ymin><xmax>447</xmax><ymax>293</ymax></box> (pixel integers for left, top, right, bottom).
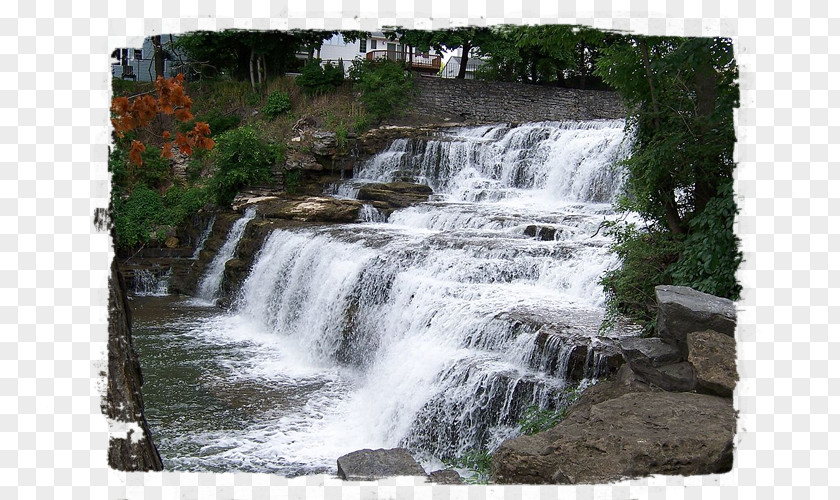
<box><xmin>110</xmin><ymin>74</ymin><xmax>214</xmax><ymax>164</ymax></box>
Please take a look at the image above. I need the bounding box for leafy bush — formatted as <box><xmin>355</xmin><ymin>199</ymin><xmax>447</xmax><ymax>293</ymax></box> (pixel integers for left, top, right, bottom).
<box><xmin>179</xmin><ymin>109</ymin><xmax>241</xmax><ymax>138</ymax></box>
<box><xmin>668</xmin><ymin>183</ymin><xmax>742</xmax><ymax>300</ymax></box>
<box><xmin>261</xmin><ymin>90</ymin><xmax>292</xmax><ymax>118</ymax></box>
<box><xmin>135</xmin><ymin>146</ymin><xmax>172</xmax><ymax>192</ymax></box>
<box><xmin>210</xmin><ymin>125</ymin><xmax>281</xmax><ymax>206</ymax></box>
<box><xmin>600</xmin><ymin>223</ymin><xmax>681</xmax><ymax>334</ymax></box>
<box><xmin>112</xmin><ymin>184</ymin><xmax>209</xmax><ymax>249</ymax></box>
<box><xmin>163</xmin><ymin>185</ymin><xmax>208</xmax><ymax>223</ymax></box>
<box><xmin>112</xmin><ymin>185</ymin><xmax>167</xmax><ymax>248</ymax></box>
<box><xmin>109</xmin><ymin>143</ymin><xmax>171</xmax><ymax>194</ymax></box>
<box><xmin>295</xmin><ymin>59</ymin><xmax>344</xmax><ymax>96</ymax></box>
<box><xmin>348</xmin><ymin>59</ymin><xmax>414</xmax><ymax>122</ymax></box>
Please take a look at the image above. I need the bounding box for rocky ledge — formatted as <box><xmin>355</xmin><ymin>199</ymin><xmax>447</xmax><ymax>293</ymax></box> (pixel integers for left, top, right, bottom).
<box><xmin>492</xmin><ymin>285</ymin><xmax>738</xmax><ymax>484</ymax></box>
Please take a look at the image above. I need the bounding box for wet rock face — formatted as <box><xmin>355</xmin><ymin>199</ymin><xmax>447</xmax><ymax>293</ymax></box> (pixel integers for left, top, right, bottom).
<box><xmin>523</xmin><ymin>225</ymin><xmax>557</xmax><ymax>241</ymax></box>
<box><xmin>337</xmin><ymin>448</ymin><xmax>427</xmax><ymax>481</ymax></box>
<box><xmin>356</xmin><ymin>182</ymin><xmax>434</xmax><ymax>213</ymax></box>
<box><xmin>492</xmin><ymin>391</ymin><xmax>735</xmax><ymax>484</ymax></box>
<box><xmin>105</xmin><ymin>259</ymin><xmax>163</xmax><ymax>471</ymax></box>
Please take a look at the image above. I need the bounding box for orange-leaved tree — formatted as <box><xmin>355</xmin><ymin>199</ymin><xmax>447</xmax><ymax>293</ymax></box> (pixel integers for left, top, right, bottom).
<box><xmin>110</xmin><ymin>74</ymin><xmax>214</xmax><ymax>165</ymax></box>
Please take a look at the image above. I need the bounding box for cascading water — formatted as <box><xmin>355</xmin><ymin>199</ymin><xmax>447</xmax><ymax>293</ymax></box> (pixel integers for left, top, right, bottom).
<box><xmin>133</xmin><ymin>120</ymin><xmax>635</xmax><ymax>476</ymax></box>
<box><xmin>191</xmin><ymin>215</ymin><xmax>216</xmax><ymax>260</ymax></box>
<box><xmin>196</xmin><ymin>207</ymin><xmax>256</xmax><ymax>302</ymax></box>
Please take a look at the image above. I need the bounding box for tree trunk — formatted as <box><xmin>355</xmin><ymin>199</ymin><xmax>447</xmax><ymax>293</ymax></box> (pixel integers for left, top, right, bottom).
<box><xmin>457</xmin><ymin>42</ymin><xmax>472</xmax><ymax>79</ymax></box>
<box><xmin>256</xmin><ymin>55</ymin><xmax>262</xmax><ymax>87</ymax></box>
<box><xmin>249</xmin><ymin>47</ymin><xmax>256</xmax><ymax>92</ymax></box>
<box><xmin>692</xmin><ymin>47</ymin><xmax>719</xmax><ymax>214</ymax></box>
<box><xmin>662</xmin><ymin>192</ymin><xmax>685</xmax><ymax>235</ymax></box>
<box><xmin>152</xmin><ymin>35</ymin><xmax>165</xmax><ymax>80</ymax></box>
<box><xmin>639</xmin><ymin>38</ymin><xmax>660</xmax><ymax>130</ymax></box>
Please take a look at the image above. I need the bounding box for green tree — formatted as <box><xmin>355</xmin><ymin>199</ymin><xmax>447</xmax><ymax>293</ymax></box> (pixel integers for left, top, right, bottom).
<box><xmin>173</xmin><ymin>30</ymin><xmax>306</xmax><ymax>88</ymax></box>
<box><xmin>595</xmin><ymin>35</ymin><xmax>741</xmax><ymax>326</ymax></box>
<box><xmin>210</xmin><ymin>125</ymin><xmax>281</xmax><ymax>206</ymax></box>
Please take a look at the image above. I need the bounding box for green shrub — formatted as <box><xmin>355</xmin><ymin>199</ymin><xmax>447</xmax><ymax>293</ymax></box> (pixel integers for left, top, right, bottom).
<box><xmin>352</xmin><ymin>114</ymin><xmax>370</xmax><ymax>134</ymax></box>
<box><xmin>348</xmin><ymin>59</ymin><xmax>413</xmax><ymax>122</ymax></box>
<box><xmin>262</xmin><ymin>90</ymin><xmax>292</xmax><ymax>119</ymax></box>
<box><xmin>179</xmin><ymin>109</ymin><xmax>241</xmax><ymax>138</ymax></box>
<box><xmin>113</xmin><ymin>185</ymin><xmax>167</xmax><ymax>248</ymax></box>
<box><xmin>245</xmin><ymin>91</ymin><xmax>261</xmax><ymax>106</ymax></box>
<box><xmin>600</xmin><ymin>223</ymin><xmax>681</xmax><ymax>334</ymax></box>
<box><xmin>210</xmin><ymin>126</ymin><xmax>281</xmax><ymax>206</ymax></box>
<box><xmin>112</xmin><ymin>184</ymin><xmax>209</xmax><ymax>249</ymax></box>
<box><xmin>284</xmin><ymin>169</ymin><xmax>302</xmax><ymax>194</ymax></box>
<box><xmin>295</xmin><ymin>59</ymin><xmax>344</xmax><ymax>96</ymax></box>
<box><xmin>668</xmin><ymin>183</ymin><xmax>742</xmax><ymax>300</ymax></box>
<box><xmin>136</xmin><ymin>146</ymin><xmax>172</xmax><ymax>192</ymax></box>
<box><xmin>163</xmin><ymin>185</ymin><xmax>208</xmax><ymax>224</ymax></box>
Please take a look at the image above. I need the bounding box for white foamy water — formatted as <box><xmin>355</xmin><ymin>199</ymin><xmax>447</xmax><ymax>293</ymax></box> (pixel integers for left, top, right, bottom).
<box><xmin>136</xmin><ymin>120</ymin><xmax>634</xmax><ymax>476</ymax></box>
<box><xmin>195</xmin><ymin>207</ymin><xmax>257</xmax><ymax>302</ymax></box>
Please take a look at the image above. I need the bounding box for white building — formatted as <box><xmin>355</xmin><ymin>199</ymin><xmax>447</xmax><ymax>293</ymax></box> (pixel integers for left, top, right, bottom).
<box><xmin>111</xmin><ymin>36</ymin><xmax>186</xmax><ymax>82</ymax></box>
<box><xmin>314</xmin><ymin>32</ymin><xmax>441</xmax><ymax>75</ymax></box>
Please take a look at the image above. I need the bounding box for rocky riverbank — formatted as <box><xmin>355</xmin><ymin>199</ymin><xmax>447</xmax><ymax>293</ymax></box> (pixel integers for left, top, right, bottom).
<box><xmin>491</xmin><ymin>285</ymin><xmax>738</xmax><ymax>484</ymax></box>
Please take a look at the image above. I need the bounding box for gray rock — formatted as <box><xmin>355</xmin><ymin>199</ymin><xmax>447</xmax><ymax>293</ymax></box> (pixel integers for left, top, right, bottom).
<box><xmin>492</xmin><ymin>391</ymin><xmax>735</xmax><ymax>484</ymax></box>
<box><xmin>356</xmin><ymin>182</ymin><xmax>433</xmax><ymax>211</ymax></box>
<box><xmin>524</xmin><ymin>225</ymin><xmax>557</xmax><ymax>241</ymax></box>
<box><xmin>639</xmin><ymin>361</ymin><xmax>697</xmax><ymax>392</ymax></box>
<box><xmin>656</xmin><ymin>285</ymin><xmax>736</xmax><ymax>356</ymax></box>
<box><xmin>688</xmin><ymin>330</ymin><xmax>738</xmax><ymax>397</ymax></box>
<box><xmin>312</xmin><ymin>130</ymin><xmax>337</xmax><ymax>156</ymax></box>
<box><xmin>620</xmin><ymin>337</ymin><xmax>684</xmax><ymax>367</ymax></box>
<box><xmin>427</xmin><ymin>469</ymin><xmax>463</xmax><ymax>484</ymax></box>
<box><xmin>337</xmin><ymin>448</ymin><xmax>427</xmax><ymax>481</ymax></box>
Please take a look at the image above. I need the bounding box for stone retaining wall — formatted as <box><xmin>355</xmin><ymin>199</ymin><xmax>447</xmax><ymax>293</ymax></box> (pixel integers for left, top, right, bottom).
<box><xmin>412</xmin><ymin>77</ymin><xmax>626</xmax><ymax>124</ymax></box>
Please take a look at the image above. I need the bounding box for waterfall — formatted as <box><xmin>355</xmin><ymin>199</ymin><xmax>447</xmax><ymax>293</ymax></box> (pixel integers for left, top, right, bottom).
<box><xmin>349</xmin><ymin>120</ymin><xmax>630</xmax><ymax>205</ymax></box>
<box><xmin>191</xmin><ymin>215</ymin><xmax>216</xmax><ymax>260</ymax></box>
<box><xmin>222</xmin><ymin>120</ymin><xmax>631</xmax><ymax>463</ymax></box>
<box><xmin>196</xmin><ymin>206</ymin><xmax>257</xmax><ymax>302</ymax></box>
<box><xmin>143</xmin><ymin>120</ymin><xmax>633</xmax><ymax>475</ymax></box>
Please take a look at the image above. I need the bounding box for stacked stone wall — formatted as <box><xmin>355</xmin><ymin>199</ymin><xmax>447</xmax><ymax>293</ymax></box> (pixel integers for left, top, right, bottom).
<box><xmin>412</xmin><ymin>77</ymin><xmax>626</xmax><ymax>123</ymax></box>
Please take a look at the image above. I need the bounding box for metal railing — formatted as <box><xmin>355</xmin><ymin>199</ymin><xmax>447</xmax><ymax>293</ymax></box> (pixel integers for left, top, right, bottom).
<box><xmin>364</xmin><ymin>50</ymin><xmax>441</xmax><ymax>71</ymax></box>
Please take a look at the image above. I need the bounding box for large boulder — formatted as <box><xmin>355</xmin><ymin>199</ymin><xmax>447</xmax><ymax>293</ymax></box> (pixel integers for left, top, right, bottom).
<box><xmin>356</xmin><ymin>182</ymin><xmax>433</xmax><ymax>212</ymax></box>
<box><xmin>337</xmin><ymin>448</ymin><xmax>427</xmax><ymax>481</ymax></box>
<box><xmin>656</xmin><ymin>285</ymin><xmax>737</xmax><ymax>356</ymax></box>
<box><xmin>492</xmin><ymin>391</ymin><xmax>735</xmax><ymax>484</ymax></box>
<box><xmin>618</xmin><ymin>337</ymin><xmax>695</xmax><ymax>391</ymax></box>
<box><xmin>255</xmin><ymin>196</ymin><xmax>363</xmax><ymax>223</ymax></box>
<box><xmin>687</xmin><ymin>330</ymin><xmax>738</xmax><ymax>397</ymax></box>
